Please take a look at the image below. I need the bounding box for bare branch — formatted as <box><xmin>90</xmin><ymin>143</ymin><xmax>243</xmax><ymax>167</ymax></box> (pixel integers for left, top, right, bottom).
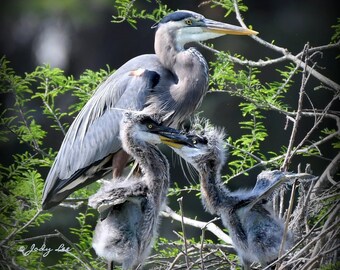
<box><xmin>313</xmin><ymin>152</ymin><xmax>340</xmax><ymax>194</ymax></box>
<box><xmin>161</xmin><ymin>206</ymin><xmax>233</xmax><ymax>245</ymax></box>
<box><xmin>281</xmin><ymin>44</ymin><xmax>310</xmax><ymax>171</ymax></box>
<box><xmin>177</xmin><ymin>197</ymin><xmax>190</xmax><ymax>268</ymax></box>
<box><xmin>232</xmin><ymin>0</ymin><xmax>340</xmax><ymax>92</ymax></box>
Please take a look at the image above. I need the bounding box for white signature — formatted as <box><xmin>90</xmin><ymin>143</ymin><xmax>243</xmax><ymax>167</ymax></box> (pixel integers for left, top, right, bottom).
<box><xmin>18</xmin><ymin>243</ymin><xmax>71</xmax><ymax>257</ymax></box>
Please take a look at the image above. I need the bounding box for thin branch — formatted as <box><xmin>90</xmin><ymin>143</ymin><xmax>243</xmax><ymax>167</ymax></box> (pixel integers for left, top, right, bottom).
<box><xmin>281</xmin><ymin>44</ymin><xmax>309</xmax><ymax>171</ymax></box>
<box><xmin>54</xmin><ymin>229</ymin><xmax>94</xmax><ymax>270</ymax></box>
<box><xmin>232</xmin><ymin>0</ymin><xmax>340</xmax><ymax>92</ymax></box>
<box><xmin>276</xmin><ymin>179</ymin><xmax>298</xmax><ymax>269</ymax></box>
<box><xmin>312</xmin><ymin>151</ymin><xmax>340</xmax><ymax>195</ymax></box>
<box><xmin>13</xmin><ymin>233</ymin><xmax>60</xmax><ymax>243</ymax></box>
<box><xmin>199</xmin><ymin>217</ymin><xmax>220</xmax><ymax>270</ymax></box>
<box><xmin>177</xmin><ymin>197</ymin><xmax>190</xmax><ymax>269</ymax></box>
<box><xmin>0</xmin><ymin>210</ymin><xmax>42</xmax><ymax>247</ymax></box>
<box><xmin>311</xmin><ymin>201</ymin><xmax>340</xmax><ymax>258</ymax></box>
<box><xmin>43</xmin><ymin>78</ymin><xmax>66</xmax><ymax>135</ymax></box>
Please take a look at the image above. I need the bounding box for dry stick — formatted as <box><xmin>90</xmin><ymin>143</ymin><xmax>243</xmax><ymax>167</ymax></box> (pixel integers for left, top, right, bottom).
<box><xmin>296</xmin><ymin>41</ymin><xmax>340</xmax><ymax>58</ymax></box>
<box><xmin>289</xmin><ymin>93</ymin><xmax>339</xmax><ymax>161</ymax></box>
<box><xmin>199</xmin><ymin>217</ymin><xmax>220</xmax><ymax>270</ymax></box>
<box><xmin>177</xmin><ymin>197</ymin><xmax>190</xmax><ymax>269</ymax></box>
<box><xmin>170</xmin><ymin>231</ymin><xmax>197</xmax><ymax>269</ymax></box>
<box><xmin>232</xmin><ymin>0</ymin><xmax>340</xmax><ymax>92</ymax></box>
<box><xmin>281</xmin><ymin>44</ymin><xmax>310</xmax><ymax>171</ymax></box>
<box><xmin>281</xmin><ymin>205</ymin><xmax>339</xmax><ymax>262</ymax></box>
<box><xmin>276</xmin><ymin>179</ymin><xmax>298</xmax><ymax>270</ymax></box>
<box><xmin>311</xmin><ymin>199</ymin><xmax>340</xmax><ymax>258</ymax></box>
<box><xmin>167</xmin><ymin>247</ymin><xmax>187</xmax><ymax>270</ymax></box>
<box><xmin>302</xmin><ymin>235</ymin><xmax>340</xmax><ymax>270</ymax></box>
<box><xmin>294</xmin><ymin>221</ymin><xmax>338</xmax><ymax>270</ymax></box>
<box><xmin>313</xmin><ymin>151</ymin><xmax>340</xmax><ymax>195</ymax></box>
<box><xmin>263</xmin><ymin>202</ymin><xmax>337</xmax><ymax>270</ymax></box>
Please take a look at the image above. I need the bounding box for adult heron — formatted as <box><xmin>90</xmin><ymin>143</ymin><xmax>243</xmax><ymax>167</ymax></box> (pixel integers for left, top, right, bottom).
<box><xmin>42</xmin><ymin>10</ymin><xmax>257</xmax><ymax>209</ymax></box>
<box><xmin>159</xmin><ymin>120</ymin><xmax>293</xmax><ymax>269</ymax></box>
<box><xmin>89</xmin><ymin>111</ymin><xmax>180</xmax><ymax>269</ymax></box>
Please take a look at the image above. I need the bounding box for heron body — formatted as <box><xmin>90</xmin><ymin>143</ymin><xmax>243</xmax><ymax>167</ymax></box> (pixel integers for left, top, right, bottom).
<box><xmin>42</xmin><ymin>10</ymin><xmax>257</xmax><ymax>209</ymax></box>
<box><xmin>163</xmin><ymin>121</ymin><xmax>293</xmax><ymax>269</ymax></box>
<box><xmin>89</xmin><ymin>112</ymin><xmax>177</xmax><ymax>269</ymax></box>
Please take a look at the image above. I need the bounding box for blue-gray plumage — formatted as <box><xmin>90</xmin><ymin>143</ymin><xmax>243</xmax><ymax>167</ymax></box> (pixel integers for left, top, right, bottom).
<box><xmin>161</xmin><ymin>120</ymin><xmax>293</xmax><ymax>269</ymax></box>
<box><xmin>88</xmin><ymin>112</ymin><xmax>181</xmax><ymax>269</ymax></box>
<box><xmin>42</xmin><ymin>10</ymin><xmax>257</xmax><ymax>209</ymax></box>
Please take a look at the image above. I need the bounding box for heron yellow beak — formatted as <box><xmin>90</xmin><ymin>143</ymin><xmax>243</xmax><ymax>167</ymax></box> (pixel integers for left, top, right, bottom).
<box><xmin>159</xmin><ymin>135</ymin><xmax>186</xmax><ymax>149</ymax></box>
<box><xmin>204</xmin><ymin>18</ymin><xmax>258</xmax><ymax>36</ymax></box>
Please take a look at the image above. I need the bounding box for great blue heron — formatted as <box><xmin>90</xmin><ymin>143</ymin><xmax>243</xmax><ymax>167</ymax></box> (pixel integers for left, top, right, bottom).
<box><xmin>159</xmin><ymin>121</ymin><xmax>293</xmax><ymax>269</ymax></box>
<box><xmin>42</xmin><ymin>10</ymin><xmax>257</xmax><ymax>209</ymax></box>
<box><xmin>88</xmin><ymin>111</ymin><xmax>181</xmax><ymax>269</ymax></box>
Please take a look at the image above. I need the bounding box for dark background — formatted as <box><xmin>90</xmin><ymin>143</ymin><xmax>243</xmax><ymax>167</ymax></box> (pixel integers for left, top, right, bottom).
<box><xmin>0</xmin><ymin>0</ymin><xmax>339</xmax><ymax>266</ymax></box>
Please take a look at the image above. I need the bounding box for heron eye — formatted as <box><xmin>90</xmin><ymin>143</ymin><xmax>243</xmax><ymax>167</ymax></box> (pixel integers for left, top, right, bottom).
<box><xmin>147</xmin><ymin>124</ymin><xmax>153</xmax><ymax>129</ymax></box>
<box><xmin>192</xmin><ymin>139</ymin><xmax>197</xmax><ymax>144</ymax></box>
<box><xmin>185</xmin><ymin>19</ymin><xmax>192</xmax><ymax>25</ymax></box>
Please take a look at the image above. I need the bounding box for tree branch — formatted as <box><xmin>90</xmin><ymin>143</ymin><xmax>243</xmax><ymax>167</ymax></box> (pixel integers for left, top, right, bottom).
<box><xmin>161</xmin><ymin>206</ymin><xmax>233</xmax><ymax>245</ymax></box>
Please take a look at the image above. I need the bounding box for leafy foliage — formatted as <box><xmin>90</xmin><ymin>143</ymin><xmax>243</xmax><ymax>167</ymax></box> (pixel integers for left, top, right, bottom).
<box><xmin>0</xmin><ymin>57</ymin><xmax>110</xmax><ymax>269</ymax></box>
<box><xmin>111</xmin><ymin>0</ymin><xmax>173</xmax><ymax>28</ymax></box>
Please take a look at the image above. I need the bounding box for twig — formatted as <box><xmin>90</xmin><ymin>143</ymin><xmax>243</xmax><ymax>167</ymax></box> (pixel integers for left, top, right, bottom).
<box><xmin>263</xmin><ymin>202</ymin><xmax>337</xmax><ymax>269</ymax></box>
<box><xmin>54</xmin><ymin>229</ymin><xmax>94</xmax><ymax>270</ymax></box>
<box><xmin>313</xmin><ymin>151</ymin><xmax>340</xmax><ymax>194</ymax></box>
<box><xmin>199</xmin><ymin>217</ymin><xmax>220</xmax><ymax>269</ymax></box>
<box><xmin>13</xmin><ymin>233</ymin><xmax>60</xmax><ymax>243</ymax></box>
<box><xmin>311</xmin><ymin>201</ymin><xmax>340</xmax><ymax>258</ymax></box>
<box><xmin>0</xmin><ymin>210</ymin><xmax>42</xmax><ymax>247</ymax></box>
<box><xmin>177</xmin><ymin>197</ymin><xmax>190</xmax><ymax>269</ymax></box>
<box><xmin>276</xmin><ymin>179</ymin><xmax>298</xmax><ymax>269</ymax></box>
<box><xmin>43</xmin><ymin>78</ymin><xmax>66</xmax><ymax>135</ymax></box>
<box><xmin>281</xmin><ymin>44</ymin><xmax>309</xmax><ymax>171</ymax></box>
<box><xmin>232</xmin><ymin>0</ymin><xmax>340</xmax><ymax>92</ymax></box>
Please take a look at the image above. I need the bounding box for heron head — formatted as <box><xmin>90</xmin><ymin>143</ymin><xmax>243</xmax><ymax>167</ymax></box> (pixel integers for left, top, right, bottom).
<box><xmin>161</xmin><ymin>118</ymin><xmax>227</xmax><ymax>170</ymax></box>
<box><xmin>121</xmin><ymin>112</ymin><xmax>189</xmax><ymax>146</ymax></box>
<box><xmin>152</xmin><ymin>10</ymin><xmax>258</xmax><ymax>48</ymax></box>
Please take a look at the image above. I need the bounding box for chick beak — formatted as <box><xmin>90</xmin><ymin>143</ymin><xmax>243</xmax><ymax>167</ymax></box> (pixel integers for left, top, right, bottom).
<box><xmin>151</xmin><ymin>126</ymin><xmax>192</xmax><ymax>149</ymax></box>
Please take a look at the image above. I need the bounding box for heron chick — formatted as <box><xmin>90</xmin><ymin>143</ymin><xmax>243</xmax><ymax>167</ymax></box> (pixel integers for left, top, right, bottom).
<box><xmin>160</xmin><ymin>120</ymin><xmax>293</xmax><ymax>269</ymax></box>
<box><xmin>42</xmin><ymin>10</ymin><xmax>257</xmax><ymax>210</ymax></box>
<box><xmin>88</xmin><ymin>112</ymin><xmax>182</xmax><ymax>270</ymax></box>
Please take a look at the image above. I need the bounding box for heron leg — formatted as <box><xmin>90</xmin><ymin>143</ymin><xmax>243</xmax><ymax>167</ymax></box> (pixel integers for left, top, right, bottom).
<box><xmin>107</xmin><ymin>260</ymin><xmax>113</xmax><ymax>270</ymax></box>
<box><xmin>112</xmin><ymin>149</ymin><xmax>130</xmax><ymax>177</ymax></box>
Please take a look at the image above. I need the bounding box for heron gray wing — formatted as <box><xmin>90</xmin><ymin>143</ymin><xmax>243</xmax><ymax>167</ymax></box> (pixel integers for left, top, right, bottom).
<box><xmin>251</xmin><ymin>170</ymin><xmax>283</xmax><ymax>195</ymax></box>
<box><xmin>245</xmin><ymin>171</ymin><xmax>287</xmax><ymax>210</ymax></box>
<box><xmin>42</xmin><ymin>55</ymin><xmax>164</xmax><ymax>209</ymax></box>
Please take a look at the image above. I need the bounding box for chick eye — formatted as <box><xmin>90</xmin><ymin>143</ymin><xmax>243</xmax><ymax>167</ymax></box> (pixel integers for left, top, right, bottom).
<box><xmin>192</xmin><ymin>139</ymin><xmax>197</xmax><ymax>144</ymax></box>
<box><xmin>184</xmin><ymin>19</ymin><xmax>192</xmax><ymax>25</ymax></box>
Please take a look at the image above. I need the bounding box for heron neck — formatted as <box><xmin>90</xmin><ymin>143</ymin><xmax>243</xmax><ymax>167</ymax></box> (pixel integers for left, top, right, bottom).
<box><xmin>154</xmin><ymin>29</ymin><xmax>209</xmax><ymax>124</ymax></box>
<box><xmin>126</xmin><ymin>135</ymin><xmax>169</xmax><ymax>206</ymax></box>
<box><xmin>154</xmin><ymin>32</ymin><xmax>209</xmax><ymax>82</ymax></box>
<box><xmin>199</xmin><ymin>162</ymin><xmax>231</xmax><ymax>214</ymax></box>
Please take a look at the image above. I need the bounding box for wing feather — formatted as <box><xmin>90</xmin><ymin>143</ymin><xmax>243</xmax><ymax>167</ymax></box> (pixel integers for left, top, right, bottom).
<box><xmin>42</xmin><ymin>55</ymin><xmax>168</xmax><ymax>208</ymax></box>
